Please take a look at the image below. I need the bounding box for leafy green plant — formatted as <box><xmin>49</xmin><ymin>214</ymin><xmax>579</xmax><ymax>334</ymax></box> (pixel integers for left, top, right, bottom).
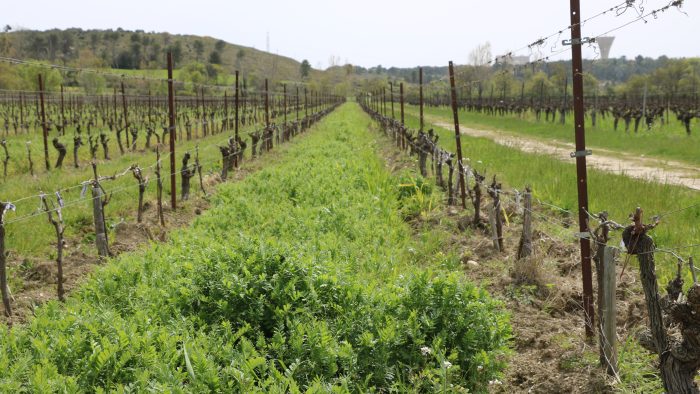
<box><xmin>0</xmin><ymin>104</ymin><xmax>509</xmax><ymax>392</ymax></box>
<box><xmin>397</xmin><ymin>174</ymin><xmax>438</xmax><ymax>220</ymax></box>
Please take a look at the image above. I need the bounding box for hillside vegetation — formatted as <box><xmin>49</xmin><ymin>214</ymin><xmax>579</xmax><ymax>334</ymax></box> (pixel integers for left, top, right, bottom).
<box><xmin>0</xmin><ymin>28</ymin><xmax>315</xmax><ymax>89</ymax></box>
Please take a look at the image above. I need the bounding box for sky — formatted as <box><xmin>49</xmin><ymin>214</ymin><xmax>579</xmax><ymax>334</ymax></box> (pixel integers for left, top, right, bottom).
<box><xmin>3</xmin><ymin>0</ymin><xmax>699</xmax><ymax>69</ymax></box>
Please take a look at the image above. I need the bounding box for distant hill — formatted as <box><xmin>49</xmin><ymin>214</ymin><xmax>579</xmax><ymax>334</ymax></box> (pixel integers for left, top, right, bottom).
<box><xmin>1</xmin><ymin>28</ymin><xmax>315</xmax><ymax>88</ymax></box>
<box><xmin>353</xmin><ymin>56</ymin><xmax>695</xmax><ymax>85</ymax></box>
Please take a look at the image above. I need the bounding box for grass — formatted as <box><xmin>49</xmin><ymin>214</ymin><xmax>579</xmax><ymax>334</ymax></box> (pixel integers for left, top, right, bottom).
<box><xmin>413</xmin><ymin>104</ymin><xmax>700</xmax><ymax>166</ymax></box>
<box><xmin>0</xmin><ymin>108</ymin><xmax>310</xmax><ymax>256</ymax></box>
<box><xmin>0</xmin><ymin>102</ymin><xmax>510</xmax><ymax>392</ymax></box>
<box><xmin>386</xmin><ymin>106</ymin><xmax>691</xmax><ymax>392</ymax></box>
<box><xmin>397</xmin><ymin>108</ymin><xmax>700</xmax><ymax>288</ymax></box>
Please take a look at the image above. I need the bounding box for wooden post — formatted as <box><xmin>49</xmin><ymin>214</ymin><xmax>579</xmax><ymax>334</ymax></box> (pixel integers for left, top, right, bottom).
<box><xmin>91</xmin><ymin>163</ymin><xmax>110</xmax><ymax>257</ymax></box>
<box><xmin>235</xmin><ymin>71</ymin><xmax>239</xmax><ymax>141</ymax></box>
<box><xmin>130</xmin><ymin>165</ymin><xmax>147</xmax><ymax>223</ymax></box>
<box><xmin>419</xmin><ymin>67</ymin><xmax>424</xmax><ymax>131</ymax></box>
<box><xmin>199</xmin><ymin>88</ymin><xmax>206</xmax><ymax>137</ymax></box>
<box><xmin>400</xmin><ymin>83</ymin><xmax>405</xmax><ymax>149</ymax></box>
<box><xmin>60</xmin><ymin>84</ymin><xmax>65</xmax><ymax>132</ymax></box>
<box><xmin>283</xmin><ymin>84</ymin><xmax>287</xmax><ymax>141</ymax></box>
<box><xmin>40</xmin><ymin>194</ymin><xmax>65</xmax><ymax>301</ymax></box>
<box><xmin>517</xmin><ymin>188</ymin><xmax>533</xmax><ymax>259</ymax></box>
<box><xmin>155</xmin><ymin>147</ymin><xmax>165</xmax><ymax>226</ymax></box>
<box><xmin>167</xmin><ymin>52</ymin><xmax>177</xmax><ymax>210</ymax></box>
<box><xmin>488</xmin><ymin>203</ymin><xmax>500</xmax><ymax>252</ymax></box>
<box><xmin>600</xmin><ymin>246</ymin><xmax>618</xmax><ymax>376</ymax></box>
<box><xmin>264</xmin><ymin>79</ymin><xmax>270</xmax><ymax>128</ymax></box>
<box><xmin>689</xmin><ymin>257</ymin><xmax>697</xmax><ymax>284</ymax></box>
<box><xmin>448</xmin><ymin>61</ymin><xmax>468</xmax><ymax>209</ymax></box>
<box><xmin>195</xmin><ymin>146</ymin><xmax>205</xmax><ymax>196</ymax></box>
<box><xmin>38</xmin><ymin>74</ymin><xmax>50</xmax><ymax>171</ymax></box>
<box><xmin>389</xmin><ymin>82</ymin><xmax>395</xmax><ymax>119</ymax></box>
<box><xmin>121</xmin><ymin>81</ymin><xmax>130</xmax><ymax>149</ymax></box>
<box><xmin>0</xmin><ymin>202</ymin><xmax>12</xmax><ymax>317</ymax></box>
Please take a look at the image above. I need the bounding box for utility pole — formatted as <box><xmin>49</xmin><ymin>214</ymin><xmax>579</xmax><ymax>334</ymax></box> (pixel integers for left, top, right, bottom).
<box><xmin>568</xmin><ymin>0</ymin><xmax>594</xmax><ymax>338</ymax></box>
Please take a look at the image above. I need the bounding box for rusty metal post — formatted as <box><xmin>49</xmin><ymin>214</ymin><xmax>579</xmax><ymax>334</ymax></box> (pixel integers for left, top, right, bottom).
<box><xmin>235</xmin><ymin>71</ymin><xmax>239</xmax><ymax>141</ymax></box>
<box><xmin>400</xmin><ymin>83</ymin><xmax>405</xmax><ymax>125</ymax></box>
<box><xmin>38</xmin><ymin>74</ymin><xmax>50</xmax><ymax>171</ymax></box>
<box><xmin>60</xmin><ymin>84</ymin><xmax>65</xmax><ymax>130</ymax></box>
<box><xmin>223</xmin><ymin>91</ymin><xmax>228</xmax><ymax>132</ymax></box>
<box><xmin>167</xmin><ymin>52</ymin><xmax>177</xmax><ymax>210</ymax></box>
<box><xmin>19</xmin><ymin>92</ymin><xmax>24</xmax><ymax>133</ymax></box>
<box><xmin>400</xmin><ymin>82</ymin><xmax>405</xmax><ymax>149</ymax></box>
<box><xmin>200</xmin><ymin>88</ymin><xmax>205</xmax><ymax>136</ymax></box>
<box><xmin>448</xmin><ymin>61</ymin><xmax>467</xmax><ymax>209</ymax></box>
<box><xmin>265</xmin><ymin>79</ymin><xmax>270</xmax><ymax>127</ymax></box>
<box><xmin>390</xmin><ymin>82</ymin><xmax>395</xmax><ymax>119</ymax></box>
<box><xmin>419</xmin><ymin>67</ymin><xmax>424</xmax><ymax>131</ymax></box>
<box><xmin>569</xmin><ymin>0</ymin><xmax>594</xmax><ymax>338</ymax></box>
<box><xmin>296</xmin><ymin>86</ymin><xmax>300</xmax><ymax>125</ymax></box>
<box><xmin>121</xmin><ymin>81</ymin><xmax>130</xmax><ymax>148</ymax></box>
<box><xmin>382</xmin><ymin>87</ymin><xmax>386</xmax><ymax>117</ymax></box>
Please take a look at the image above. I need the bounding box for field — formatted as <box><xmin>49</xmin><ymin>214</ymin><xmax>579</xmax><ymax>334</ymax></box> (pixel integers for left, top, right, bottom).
<box><xmin>415</xmin><ymin>104</ymin><xmax>700</xmax><ymax>166</ymax></box>
<box><xmin>1</xmin><ymin>24</ymin><xmax>699</xmax><ymax>391</ymax></box>
<box><xmin>399</xmin><ymin>106</ymin><xmax>700</xmax><ymax>287</ymax></box>
<box><xmin>0</xmin><ymin>104</ymin><xmax>510</xmax><ymax>392</ymax></box>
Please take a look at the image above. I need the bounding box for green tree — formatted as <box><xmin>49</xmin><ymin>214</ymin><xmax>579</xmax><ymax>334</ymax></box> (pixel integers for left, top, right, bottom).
<box><xmin>300</xmin><ymin>59</ymin><xmax>311</xmax><ymax>79</ymax></box>
<box><xmin>215</xmin><ymin>39</ymin><xmax>226</xmax><ymax>52</ymax></box>
<box><xmin>181</xmin><ymin>62</ymin><xmax>207</xmax><ymax>91</ymax></box>
<box><xmin>208</xmin><ymin>51</ymin><xmax>222</xmax><ymax>65</ymax></box>
<box><xmin>236</xmin><ymin>49</ymin><xmax>245</xmax><ymax>70</ymax></box>
<box><xmin>167</xmin><ymin>41</ymin><xmax>183</xmax><ymax>64</ymax></box>
<box><xmin>193</xmin><ymin>40</ymin><xmax>204</xmax><ymax>62</ymax></box>
<box><xmin>78</xmin><ymin>72</ymin><xmax>106</xmax><ymax>94</ymax></box>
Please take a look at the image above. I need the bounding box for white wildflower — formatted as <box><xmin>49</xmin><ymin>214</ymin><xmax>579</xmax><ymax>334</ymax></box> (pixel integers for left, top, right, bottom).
<box><xmin>420</xmin><ymin>346</ymin><xmax>431</xmax><ymax>356</ymax></box>
<box><xmin>489</xmin><ymin>379</ymin><xmax>502</xmax><ymax>385</ymax></box>
<box><xmin>443</xmin><ymin>361</ymin><xmax>452</xmax><ymax>369</ymax></box>
<box><xmin>477</xmin><ymin>365</ymin><xmax>483</xmax><ymax>371</ymax></box>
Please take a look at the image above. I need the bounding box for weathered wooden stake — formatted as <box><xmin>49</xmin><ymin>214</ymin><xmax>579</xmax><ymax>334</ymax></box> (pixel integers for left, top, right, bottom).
<box><xmin>26</xmin><ymin>142</ymin><xmax>34</xmax><ymax>176</ymax></box>
<box><xmin>38</xmin><ymin>74</ymin><xmax>50</xmax><ymax>171</ymax></box>
<box><xmin>600</xmin><ymin>246</ymin><xmax>618</xmax><ymax>376</ymax></box>
<box><xmin>40</xmin><ymin>194</ymin><xmax>65</xmax><ymax>301</ymax></box>
<box><xmin>91</xmin><ymin>163</ymin><xmax>110</xmax><ymax>257</ymax></box>
<box><xmin>488</xmin><ymin>203</ymin><xmax>500</xmax><ymax>252</ymax></box>
<box><xmin>155</xmin><ymin>147</ymin><xmax>165</xmax><ymax>226</ymax></box>
<box><xmin>689</xmin><ymin>257</ymin><xmax>697</xmax><ymax>284</ymax></box>
<box><xmin>448</xmin><ymin>62</ymin><xmax>468</xmax><ymax>209</ymax></box>
<box><xmin>517</xmin><ymin>188</ymin><xmax>533</xmax><ymax>259</ymax></box>
<box><xmin>130</xmin><ymin>165</ymin><xmax>148</xmax><ymax>223</ymax></box>
<box><xmin>0</xmin><ymin>202</ymin><xmax>12</xmax><ymax>317</ymax></box>
<box><xmin>1</xmin><ymin>139</ymin><xmax>9</xmax><ymax>180</ymax></box>
<box><xmin>195</xmin><ymin>146</ymin><xmax>205</xmax><ymax>196</ymax></box>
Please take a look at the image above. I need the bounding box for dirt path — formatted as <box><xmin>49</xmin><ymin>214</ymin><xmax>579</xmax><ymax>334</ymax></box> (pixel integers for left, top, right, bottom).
<box><xmin>428</xmin><ymin>116</ymin><xmax>700</xmax><ymax>191</ymax></box>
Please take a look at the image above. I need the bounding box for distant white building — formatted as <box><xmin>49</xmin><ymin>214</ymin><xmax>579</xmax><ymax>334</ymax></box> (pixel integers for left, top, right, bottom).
<box><xmin>596</xmin><ymin>37</ymin><xmax>615</xmax><ymax>60</ymax></box>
